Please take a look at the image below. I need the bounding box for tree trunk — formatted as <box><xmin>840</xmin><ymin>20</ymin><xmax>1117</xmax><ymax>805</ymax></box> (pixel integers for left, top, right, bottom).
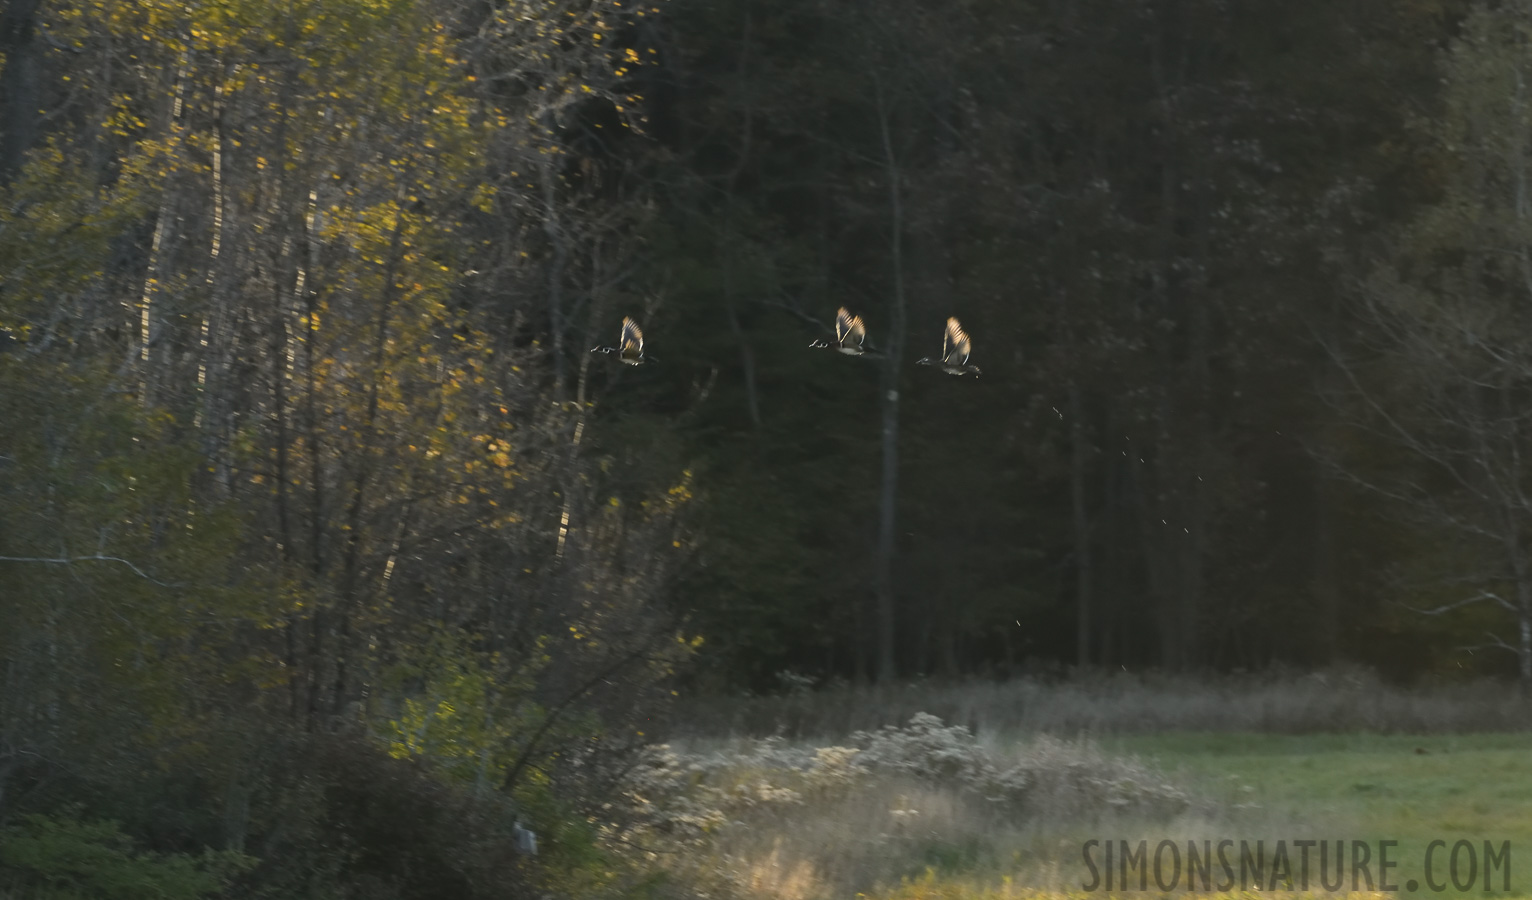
<box><xmin>722</xmin><ymin>266</ymin><xmax>761</xmax><ymax>429</ymax></box>
<box><xmin>197</xmin><ymin>71</ymin><xmax>228</xmax><ymax>431</ymax></box>
<box><xmin>541</xmin><ymin>149</ymin><xmax>569</xmax><ymax>401</ymax></box>
<box><xmin>136</xmin><ymin>48</ymin><xmax>192</xmax><ymax>407</ymax></box>
<box><xmin>331</xmin><ymin>210</ymin><xmax>408</xmax><ymax>722</ymax></box>
<box><xmin>0</xmin><ymin>0</ymin><xmax>44</xmax><ymax>184</ymax></box>
<box><xmin>1181</xmin><ymin>203</ymin><xmax>1212</xmax><ymax>670</ymax></box>
<box><xmin>939</xmin><ymin>626</ymin><xmax>958</xmax><ymax>677</ymax></box>
<box><xmin>1514</xmin><ymin>543</ymin><xmax>1532</xmax><ymax>686</ymax></box>
<box><xmin>1069</xmin><ymin>380</ymin><xmax>1092</xmax><ymax>667</ymax></box>
<box><xmin>1149</xmin><ymin>28</ymin><xmax>1184</xmax><ymax>670</ymax></box>
<box><xmin>1520</xmin><ymin>598</ymin><xmax>1531</xmax><ymax>687</ymax></box>
<box><xmin>873</xmin><ymin>78</ymin><xmax>905</xmax><ymax>684</ymax></box>
<box><xmin>722</xmin><ymin>5</ymin><xmax>761</xmax><ymax>429</ymax></box>
<box><xmin>1312</xmin><ymin>463</ymin><xmax>1340</xmax><ymax>662</ymax></box>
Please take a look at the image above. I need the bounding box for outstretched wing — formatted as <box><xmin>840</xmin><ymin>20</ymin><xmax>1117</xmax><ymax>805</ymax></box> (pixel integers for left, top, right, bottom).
<box><xmin>836</xmin><ymin>307</ymin><xmax>867</xmax><ymax>347</ymax></box>
<box><xmin>847</xmin><ymin>315</ymin><xmax>866</xmax><ymax>348</ymax></box>
<box><xmin>943</xmin><ymin>317</ymin><xmax>971</xmax><ymax>366</ymax></box>
<box><xmin>621</xmin><ymin>317</ymin><xmax>644</xmax><ymax>355</ymax></box>
<box><xmin>834</xmin><ymin>307</ymin><xmax>854</xmax><ymax>344</ymax></box>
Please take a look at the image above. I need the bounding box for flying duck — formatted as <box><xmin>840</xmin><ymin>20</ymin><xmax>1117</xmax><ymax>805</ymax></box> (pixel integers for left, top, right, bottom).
<box><xmin>917</xmin><ymin>317</ymin><xmax>981</xmax><ymax>376</ymax></box>
<box><xmin>590</xmin><ymin>316</ymin><xmax>646</xmax><ymax>365</ymax></box>
<box><xmin>810</xmin><ymin>307</ymin><xmax>873</xmax><ymax>356</ymax></box>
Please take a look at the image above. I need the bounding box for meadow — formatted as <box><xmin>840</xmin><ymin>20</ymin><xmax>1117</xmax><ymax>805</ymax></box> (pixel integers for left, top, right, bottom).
<box><xmin>644</xmin><ymin>670</ymin><xmax>1532</xmax><ymax>900</ymax></box>
<box><xmin>1106</xmin><ymin>732</ymin><xmax>1532</xmax><ymax>900</ymax></box>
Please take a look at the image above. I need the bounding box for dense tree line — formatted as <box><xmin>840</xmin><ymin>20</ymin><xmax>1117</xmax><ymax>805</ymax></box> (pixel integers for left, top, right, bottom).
<box><xmin>2</xmin><ymin>0</ymin><xmax>1530</xmax><ymax>893</ymax></box>
<box><xmin>647</xmin><ymin>0</ymin><xmax>1501</xmax><ymax>686</ymax></box>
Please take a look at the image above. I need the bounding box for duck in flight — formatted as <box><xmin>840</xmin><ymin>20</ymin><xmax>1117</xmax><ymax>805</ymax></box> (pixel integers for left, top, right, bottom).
<box><xmin>810</xmin><ymin>307</ymin><xmax>876</xmax><ymax>357</ymax></box>
<box><xmin>591</xmin><ymin>316</ymin><xmax>647</xmax><ymax>365</ymax></box>
<box><xmin>917</xmin><ymin>317</ymin><xmax>981</xmax><ymax>376</ymax></box>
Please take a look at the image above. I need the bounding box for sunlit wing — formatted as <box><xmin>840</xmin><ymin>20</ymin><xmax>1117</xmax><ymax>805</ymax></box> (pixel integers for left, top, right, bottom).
<box><xmin>943</xmin><ymin>317</ymin><xmax>971</xmax><ymax>365</ymax></box>
<box><xmin>621</xmin><ymin>316</ymin><xmax>644</xmax><ymax>354</ymax></box>
<box><xmin>845</xmin><ymin>313</ymin><xmax>867</xmax><ymax>347</ymax></box>
<box><xmin>834</xmin><ymin>307</ymin><xmax>856</xmax><ymax>344</ymax></box>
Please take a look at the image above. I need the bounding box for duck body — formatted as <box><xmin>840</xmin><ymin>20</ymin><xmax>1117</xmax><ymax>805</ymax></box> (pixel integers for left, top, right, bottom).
<box><xmin>810</xmin><ymin>341</ymin><xmax>868</xmax><ymax>357</ymax></box>
<box><xmin>591</xmin><ymin>316</ymin><xmax>646</xmax><ymax>365</ymax></box>
<box><xmin>916</xmin><ymin>317</ymin><xmax>981</xmax><ymax>377</ymax></box>
<box><xmin>810</xmin><ymin>307</ymin><xmax>873</xmax><ymax>356</ymax></box>
<box><xmin>917</xmin><ymin>358</ymin><xmax>982</xmax><ymax>376</ymax></box>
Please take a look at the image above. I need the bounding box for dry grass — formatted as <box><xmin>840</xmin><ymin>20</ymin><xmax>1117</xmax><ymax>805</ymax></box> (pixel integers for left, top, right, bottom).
<box><xmin>671</xmin><ymin>667</ymin><xmax>1532</xmax><ymax>741</ymax></box>
<box><xmin>628</xmin><ymin>671</ymin><xmax>1528</xmax><ymax>899</ymax></box>
<box><xmin>609</xmin><ymin>715</ymin><xmax>1310</xmax><ymax>900</ymax></box>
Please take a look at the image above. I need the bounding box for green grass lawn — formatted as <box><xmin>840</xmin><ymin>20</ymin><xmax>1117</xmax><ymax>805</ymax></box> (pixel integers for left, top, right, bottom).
<box><xmin>1101</xmin><ymin>733</ymin><xmax>1532</xmax><ymax>897</ymax></box>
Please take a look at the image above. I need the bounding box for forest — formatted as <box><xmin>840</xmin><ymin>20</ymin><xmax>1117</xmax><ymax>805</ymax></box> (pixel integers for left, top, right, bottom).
<box><xmin>3</xmin><ymin>0</ymin><xmax>1532</xmax><ymax>896</ymax></box>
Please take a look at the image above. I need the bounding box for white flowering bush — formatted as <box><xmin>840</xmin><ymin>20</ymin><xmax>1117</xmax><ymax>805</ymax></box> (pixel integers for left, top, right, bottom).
<box><xmin>597</xmin><ymin>713</ymin><xmax>1201</xmax><ymax>899</ymax></box>
<box><xmin>848</xmin><ymin>713</ymin><xmax>1192</xmax><ymax>819</ymax></box>
<box><xmin>998</xmin><ymin>733</ymin><xmax>1194</xmax><ymax>817</ymax></box>
<box><xmin>608</xmin><ymin>736</ymin><xmax>874</xmax><ymax>845</ymax></box>
<box><xmin>608</xmin><ymin>712</ymin><xmax>1191</xmax><ymax>854</ymax></box>
<box><xmin>850</xmin><ymin>713</ymin><xmax>1000</xmax><ymax>784</ymax></box>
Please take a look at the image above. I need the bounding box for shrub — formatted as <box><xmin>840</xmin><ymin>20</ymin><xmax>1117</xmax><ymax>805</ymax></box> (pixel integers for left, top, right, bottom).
<box><xmin>0</xmin><ymin>812</ymin><xmax>252</xmax><ymax>900</ymax></box>
<box><xmin>606</xmin><ymin>714</ymin><xmax>1204</xmax><ymax>900</ymax></box>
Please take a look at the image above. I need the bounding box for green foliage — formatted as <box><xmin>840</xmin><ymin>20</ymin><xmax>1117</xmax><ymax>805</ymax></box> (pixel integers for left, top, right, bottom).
<box><xmin>381</xmin><ymin>629</ymin><xmax>550</xmax><ymax>787</ymax></box>
<box><xmin>0</xmin><ymin>813</ymin><xmax>253</xmax><ymax>900</ymax></box>
<box><xmin>1</xmin><ymin>0</ymin><xmax>688</xmax><ymax>894</ymax></box>
<box><xmin>0</xmin><ymin>356</ymin><xmax>276</xmax><ymax>773</ymax></box>
<box><xmin>0</xmin><ymin>148</ymin><xmax>150</xmax><ymax>340</ymax></box>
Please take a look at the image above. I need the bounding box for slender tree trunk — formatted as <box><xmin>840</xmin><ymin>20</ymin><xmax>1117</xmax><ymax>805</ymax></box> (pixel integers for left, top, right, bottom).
<box><xmin>1148</xmin><ymin>24</ymin><xmax>1195</xmax><ymax>670</ymax></box>
<box><xmin>139</xmin><ymin>44</ymin><xmax>193</xmax><ymax>404</ymax></box>
<box><xmin>137</xmin><ymin>49</ymin><xmax>191</xmax><ymax>407</ymax></box>
<box><xmin>1512</xmin><ymin>70</ymin><xmax>1532</xmax><ymax>691</ymax></box>
<box><xmin>1313</xmin><ymin>286</ymin><xmax>1344</xmax><ymax>662</ymax></box>
<box><xmin>542</xmin><ymin>150</ymin><xmax>569</xmax><ymax>401</ymax></box>
<box><xmin>137</xmin><ymin>201</ymin><xmax>174</xmax><ymax>405</ymax></box>
<box><xmin>268</xmin><ymin>49</ymin><xmax>306</xmax><ymax>722</ymax></box>
<box><xmin>331</xmin><ymin>209</ymin><xmax>408</xmax><ymax>721</ymax></box>
<box><xmin>1099</xmin><ymin>412</ymin><xmax>1129</xmax><ymax>668</ymax></box>
<box><xmin>1512</xmin><ymin>537</ymin><xmax>1532</xmax><ymax>687</ymax></box>
<box><xmin>939</xmin><ymin>627</ymin><xmax>958</xmax><ymax>677</ymax></box>
<box><xmin>721</xmin><ymin>268</ymin><xmax>761</xmax><ymax>428</ymax></box>
<box><xmin>0</xmin><ymin>0</ymin><xmax>44</xmax><ymax>184</ymax></box>
<box><xmin>1181</xmin><ymin>201</ymin><xmax>1212</xmax><ymax>670</ymax></box>
<box><xmin>873</xmin><ymin>78</ymin><xmax>905</xmax><ymax>684</ymax></box>
<box><xmin>197</xmin><ymin>68</ymin><xmax>229</xmax><ymax>435</ymax></box>
<box><xmin>1520</xmin><ymin>591</ymin><xmax>1531</xmax><ymax>687</ymax></box>
<box><xmin>272</xmin><ymin>295</ymin><xmax>294</xmax><ymax>564</ymax></box>
<box><xmin>301</xmin><ymin>185</ymin><xmax>328</xmax><ymax>727</ymax></box>
<box><xmin>1128</xmin><ymin>444</ymin><xmax>1176</xmax><ymax>665</ymax></box>
<box><xmin>853</xmin><ymin>590</ymin><xmax>869</xmax><ymax>685</ymax></box>
<box><xmin>722</xmin><ymin>6</ymin><xmax>761</xmax><ymax>429</ymax></box>
<box><xmin>1069</xmin><ymin>380</ymin><xmax>1092</xmax><ymax>667</ymax></box>
<box><xmin>1311</xmin><ymin>440</ymin><xmax>1341</xmax><ymax>661</ymax></box>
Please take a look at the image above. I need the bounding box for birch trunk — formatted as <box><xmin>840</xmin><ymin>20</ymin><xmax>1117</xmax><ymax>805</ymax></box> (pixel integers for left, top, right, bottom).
<box><xmin>137</xmin><ymin>49</ymin><xmax>192</xmax><ymax>406</ymax></box>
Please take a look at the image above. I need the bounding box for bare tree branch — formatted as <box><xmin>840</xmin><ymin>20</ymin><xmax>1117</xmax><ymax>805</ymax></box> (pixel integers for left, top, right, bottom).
<box><xmin>0</xmin><ymin>555</ymin><xmax>169</xmax><ymax>586</ymax></box>
<box><xmin>1397</xmin><ymin>591</ymin><xmax>1517</xmax><ymax>616</ymax></box>
<box><xmin>1458</xmin><ymin>632</ymin><xmax>1522</xmax><ymax>655</ymax></box>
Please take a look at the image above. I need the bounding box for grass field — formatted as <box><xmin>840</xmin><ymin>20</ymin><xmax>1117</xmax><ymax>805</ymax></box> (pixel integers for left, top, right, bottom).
<box><xmin>1098</xmin><ymin>733</ymin><xmax>1532</xmax><ymax>899</ymax></box>
<box><xmin>847</xmin><ymin>734</ymin><xmax>1532</xmax><ymax>899</ymax></box>
<box><xmin>654</xmin><ymin>677</ymin><xmax>1532</xmax><ymax>899</ymax></box>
